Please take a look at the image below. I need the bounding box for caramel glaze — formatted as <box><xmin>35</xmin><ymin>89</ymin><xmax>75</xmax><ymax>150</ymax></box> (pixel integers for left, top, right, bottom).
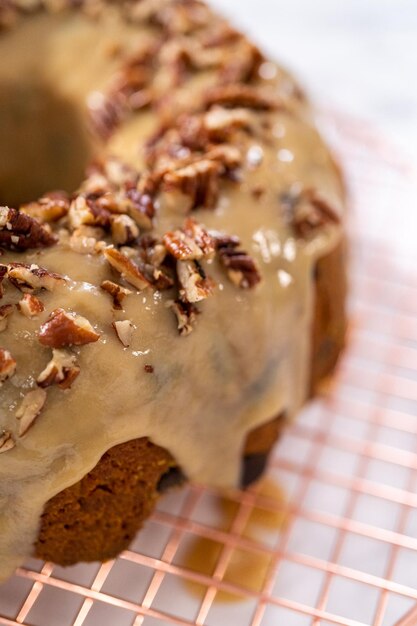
<box><xmin>0</xmin><ymin>1</ymin><xmax>345</xmax><ymax>581</ymax></box>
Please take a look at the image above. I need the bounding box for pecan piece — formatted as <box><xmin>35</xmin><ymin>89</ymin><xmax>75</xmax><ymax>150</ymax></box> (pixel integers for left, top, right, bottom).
<box><xmin>112</xmin><ymin>320</ymin><xmax>134</xmax><ymax>347</ymax></box>
<box><xmin>68</xmin><ymin>195</ymin><xmax>111</xmax><ymax>230</ymax></box>
<box><xmin>111</xmin><ymin>214</ymin><xmax>140</xmax><ymax>245</ymax></box>
<box><xmin>100</xmin><ymin>280</ymin><xmax>132</xmax><ymax>310</ymax></box>
<box><xmin>18</xmin><ymin>294</ymin><xmax>44</xmax><ymax>318</ymax></box>
<box><xmin>163</xmin><ymin>218</ymin><xmax>215</xmax><ymax>260</ymax></box>
<box><xmin>0</xmin><ymin>207</ymin><xmax>56</xmax><ymax>251</ymax></box>
<box><xmin>203</xmin><ymin>107</ymin><xmax>252</xmax><ymax>142</ymax></box>
<box><xmin>123</xmin><ymin>180</ymin><xmax>156</xmax><ymax>230</ymax></box>
<box><xmin>291</xmin><ymin>189</ymin><xmax>340</xmax><ymax>238</ymax></box>
<box><xmin>16</xmin><ymin>388</ymin><xmax>47</xmax><ymax>437</ymax></box>
<box><xmin>205</xmin><ymin>84</ymin><xmax>280</xmax><ymax>111</ymax></box>
<box><xmin>177</xmin><ymin>259</ymin><xmax>214</xmax><ymax>303</ymax></box>
<box><xmin>216</xmin><ymin>237</ymin><xmax>262</xmax><ymax>289</ymax></box>
<box><xmin>218</xmin><ymin>247</ymin><xmax>261</xmax><ymax>289</ymax></box>
<box><xmin>163</xmin><ymin>159</ymin><xmax>222</xmax><ymax>210</ymax></box>
<box><xmin>20</xmin><ymin>191</ymin><xmax>70</xmax><ymax>223</ymax></box>
<box><xmin>0</xmin><ymin>348</ymin><xmax>16</xmax><ymax>384</ymax></box>
<box><xmin>69</xmin><ymin>225</ymin><xmax>106</xmax><ymax>255</ymax></box>
<box><xmin>37</xmin><ymin>349</ymin><xmax>80</xmax><ymax>390</ymax></box>
<box><xmin>0</xmin><ymin>430</ymin><xmax>15</xmax><ymax>454</ymax></box>
<box><xmin>39</xmin><ymin>309</ymin><xmax>100</xmax><ymax>348</ymax></box>
<box><xmin>103</xmin><ymin>248</ymin><xmax>151</xmax><ymax>291</ymax></box>
<box><xmin>0</xmin><ymin>263</ymin><xmax>7</xmax><ymax>298</ymax></box>
<box><xmin>7</xmin><ymin>263</ymin><xmax>66</xmax><ymax>293</ymax></box>
<box><xmin>170</xmin><ymin>299</ymin><xmax>199</xmax><ymax>336</ymax></box>
<box><xmin>0</xmin><ymin>304</ymin><xmax>13</xmax><ymax>332</ymax></box>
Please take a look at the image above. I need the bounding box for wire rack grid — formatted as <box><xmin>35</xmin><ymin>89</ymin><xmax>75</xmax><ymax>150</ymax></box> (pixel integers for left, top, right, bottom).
<box><xmin>0</xmin><ymin>112</ymin><xmax>416</xmax><ymax>626</ymax></box>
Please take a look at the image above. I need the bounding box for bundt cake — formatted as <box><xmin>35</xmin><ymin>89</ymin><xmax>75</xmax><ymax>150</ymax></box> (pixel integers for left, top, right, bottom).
<box><xmin>0</xmin><ymin>0</ymin><xmax>347</xmax><ymax>580</ymax></box>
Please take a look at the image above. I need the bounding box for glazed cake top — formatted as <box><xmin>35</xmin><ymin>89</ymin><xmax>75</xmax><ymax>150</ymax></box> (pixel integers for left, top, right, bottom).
<box><xmin>0</xmin><ymin>0</ymin><xmax>344</xmax><ymax>581</ymax></box>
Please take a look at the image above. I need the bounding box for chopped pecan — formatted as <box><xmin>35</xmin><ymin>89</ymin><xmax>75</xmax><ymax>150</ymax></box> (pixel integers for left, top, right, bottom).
<box><xmin>20</xmin><ymin>191</ymin><xmax>70</xmax><ymax>223</ymax></box>
<box><xmin>123</xmin><ymin>180</ymin><xmax>156</xmax><ymax>230</ymax></box>
<box><xmin>0</xmin><ymin>263</ymin><xmax>7</xmax><ymax>298</ymax></box>
<box><xmin>150</xmin><ymin>267</ymin><xmax>175</xmax><ymax>290</ymax></box>
<box><xmin>100</xmin><ymin>280</ymin><xmax>132</xmax><ymax>310</ymax></box>
<box><xmin>0</xmin><ymin>304</ymin><xmax>13</xmax><ymax>332</ymax></box>
<box><xmin>18</xmin><ymin>294</ymin><xmax>44</xmax><ymax>318</ymax></box>
<box><xmin>206</xmin><ymin>144</ymin><xmax>243</xmax><ymax>172</ymax></box>
<box><xmin>37</xmin><ymin>348</ymin><xmax>80</xmax><ymax>389</ymax></box>
<box><xmin>139</xmin><ymin>236</ymin><xmax>167</xmax><ymax>267</ymax></box>
<box><xmin>204</xmin><ymin>84</ymin><xmax>280</xmax><ymax>111</ymax></box>
<box><xmin>177</xmin><ymin>259</ymin><xmax>214</xmax><ymax>303</ymax></box>
<box><xmin>0</xmin><ymin>206</ymin><xmax>56</xmax><ymax>251</ymax></box>
<box><xmin>0</xmin><ymin>430</ymin><xmax>15</xmax><ymax>454</ymax></box>
<box><xmin>103</xmin><ymin>248</ymin><xmax>151</xmax><ymax>291</ymax></box>
<box><xmin>112</xmin><ymin>320</ymin><xmax>134</xmax><ymax>347</ymax></box>
<box><xmin>294</xmin><ymin>189</ymin><xmax>340</xmax><ymax>238</ymax></box>
<box><xmin>220</xmin><ymin>41</ymin><xmax>264</xmax><ymax>84</ymax></box>
<box><xmin>0</xmin><ymin>348</ymin><xmax>16</xmax><ymax>384</ymax></box>
<box><xmin>7</xmin><ymin>263</ymin><xmax>66</xmax><ymax>293</ymax></box>
<box><xmin>87</xmin><ymin>90</ymin><xmax>127</xmax><ymax>141</ymax></box>
<box><xmin>163</xmin><ymin>159</ymin><xmax>222</xmax><ymax>210</ymax></box>
<box><xmin>68</xmin><ymin>195</ymin><xmax>111</xmax><ymax>230</ymax></box>
<box><xmin>163</xmin><ymin>218</ymin><xmax>215</xmax><ymax>261</ymax></box>
<box><xmin>170</xmin><ymin>299</ymin><xmax>199</xmax><ymax>336</ymax></box>
<box><xmin>210</xmin><ymin>231</ymin><xmax>241</xmax><ymax>250</ymax></box>
<box><xmin>69</xmin><ymin>225</ymin><xmax>106</xmax><ymax>254</ymax></box>
<box><xmin>16</xmin><ymin>388</ymin><xmax>47</xmax><ymax>437</ymax></box>
<box><xmin>39</xmin><ymin>309</ymin><xmax>100</xmax><ymax>348</ymax></box>
<box><xmin>218</xmin><ymin>245</ymin><xmax>262</xmax><ymax>289</ymax></box>
<box><xmin>203</xmin><ymin>107</ymin><xmax>252</xmax><ymax>142</ymax></box>
<box><xmin>111</xmin><ymin>214</ymin><xmax>140</xmax><ymax>245</ymax></box>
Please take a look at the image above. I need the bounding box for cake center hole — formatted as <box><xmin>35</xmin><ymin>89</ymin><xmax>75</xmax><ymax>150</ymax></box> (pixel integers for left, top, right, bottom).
<box><xmin>0</xmin><ymin>80</ymin><xmax>95</xmax><ymax>207</ymax></box>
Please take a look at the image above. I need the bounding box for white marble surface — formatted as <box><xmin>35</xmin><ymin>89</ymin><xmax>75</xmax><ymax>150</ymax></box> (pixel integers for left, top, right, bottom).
<box><xmin>211</xmin><ymin>0</ymin><xmax>417</xmax><ymax>165</ymax></box>
<box><xmin>210</xmin><ymin>0</ymin><xmax>417</xmax><ymax>259</ymax></box>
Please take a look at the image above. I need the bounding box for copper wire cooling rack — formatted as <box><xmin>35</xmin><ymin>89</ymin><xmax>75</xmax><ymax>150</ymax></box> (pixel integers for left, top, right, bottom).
<box><xmin>1</xmin><ymin>113</ymin><xmax>417</xmax><ymax>626</ymax></box>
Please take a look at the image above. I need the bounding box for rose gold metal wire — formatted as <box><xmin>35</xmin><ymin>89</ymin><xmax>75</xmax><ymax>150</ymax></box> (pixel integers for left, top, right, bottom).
<box><xmin>1</xmin><ymin>115</ymin><xmax>417</xmax><ymax>626</ymax></box>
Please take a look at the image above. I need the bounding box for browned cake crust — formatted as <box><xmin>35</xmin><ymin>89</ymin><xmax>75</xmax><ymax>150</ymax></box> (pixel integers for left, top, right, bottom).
<box><xmin>35</xmin><ymin>239</ymin><xmax>346</xmax><ymax>565</ymax></box>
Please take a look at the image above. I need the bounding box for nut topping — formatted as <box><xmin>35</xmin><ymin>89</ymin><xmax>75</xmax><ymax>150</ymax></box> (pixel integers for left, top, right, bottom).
<box><xmin>103</xmin><ymin>247</ymin><xmax>151</xmax><ymax>291</ymax></box>
<box><xmin>20</xmin><ymin>191</ymin><xmax>70</xmax><ymax>224</ymax></box>
<box><xmin>101</xmin><ymin>280</ymin><xmax>132</xmax><ymax>310</ymax></box>
<box><xmin>216</xmin><ymin>237</ymin><xmax>262</xmax><ymax>288</ymax></box>
<box><xmin>37</xmin><ymin>349</ymin><xmax>80</xmax><ymax>389</ymax></box>
<box><xmin>0</xmin><ymin>304</ymin><xmax>13</xmax><ymax>332</ymax></box>
<box><xmin>0</xmin><ymin>430</ymin><xmax>15</xmax><ymax>454</ymax></box>
<box><xmin>111</xmin><ymin>214</ymin><xmax>140</xmax><ymax>245</ymax></box>
<box><xmin>177</xmin><ymin>259</ymin><xmax>214</xmax><ymax>303</ymax></box>
<box><xmin>39</xmin><ymin>309</ymin><xmax>100</xmax><ymax>348</ymax></box>
<box><xmin>0</xmin><ymin>207</ymin><xmax>56</xmax><ymax>251</ymax></box>
<box><xmin>205</xmin><ymin>84</ymin><xmax>281</xmax><ymax>111</ymax></box>
<box><xmin>163</xmin><ymin>159</ymin><xmax>222</xmax><ymax>210</ymax></box>
<box><xmin>0</xmin><ymin>348</ymin><xmax>16</xmax><ymax>385</ymax></box>
<box><xmin>294</xmin><ymin>190</ymin><xmax>340</xmax><ymax>238</ymax></box>
<box><xmin>163</xmin><ymin>218</ymin><xmax>215</xmax><ymax>260</ymax></box>
<box><xmin>204</xmin><ymin>107</ymin><xmax>252</xmax><ymax>141</ymax></box>
<box><xmin>16</xmin><ymin>388</ymin><xmax>47</xmax><ymax>437</ymax></box>
<box><xmin>7</xmin><ymin>263</ymin><xmax>66</xmax><ymax>293</ymax></box>
<box><xmin>170</xmin><ymin>299</ymin><xmax>199</xmax><ymax>336</ymax></box>
<box><xmin>69</xmin><ymin>225</ymin><xmax>105</xmax><ymax>255</ymax></box>
<box><xmin>282</xmin><ymin>188</ymin><xmax>340</xmax><ymax>238</ymax></box>
<box><xmin>0</xmin><ymin>264</ymin><xmax>7</xmax><ymax>298</ymax></box>
<box><xmin>18</xmin><ymin>294</ymin><xmax>45</xmax><ymax>318</ymax></box>
<box><xmin>112</xmin><ymin>320</ymin><xmax>134</xmax><ymax>347</ymax></box>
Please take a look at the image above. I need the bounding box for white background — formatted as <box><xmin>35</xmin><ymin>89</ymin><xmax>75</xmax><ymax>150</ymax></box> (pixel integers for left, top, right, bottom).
<box><xmin>210</xmin><ymin>0</ymin><xmax>417</xmax><ymax>166</ymax></box>
<box><xmin>210</xmin><ymin>0</ymin><xmax>417</xmax><ymax>258</ymax></box>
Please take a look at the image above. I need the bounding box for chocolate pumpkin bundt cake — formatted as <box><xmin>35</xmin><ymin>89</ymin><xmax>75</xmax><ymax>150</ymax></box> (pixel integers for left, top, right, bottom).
<box><xmin>0</xmin><ymin>0</ymin><xmax>347</xmax><ymax>579</ymax></box>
